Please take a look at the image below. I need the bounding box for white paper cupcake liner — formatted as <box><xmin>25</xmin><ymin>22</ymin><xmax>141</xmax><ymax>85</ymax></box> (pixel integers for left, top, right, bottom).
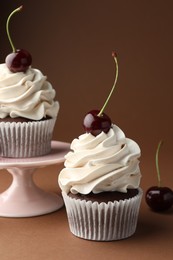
<box><xmin>62</xmin><ymin>188</ymin><xmax>143</xmax><ymax>241</ymax></box>
<box><xmin>0</xmin><ymin>118</ymin><xmax>56</xmax><ymax>158</ymax></box>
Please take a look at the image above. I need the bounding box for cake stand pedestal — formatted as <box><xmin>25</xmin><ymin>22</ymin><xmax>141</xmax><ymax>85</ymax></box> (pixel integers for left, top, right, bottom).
<box><xmin>0</xmin><ymin>141</ymin><xmax>70</xmax><ymax>218</ymax></box>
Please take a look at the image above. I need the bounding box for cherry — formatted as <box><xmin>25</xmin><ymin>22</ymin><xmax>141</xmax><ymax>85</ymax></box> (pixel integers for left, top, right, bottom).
<box><xmin>146</xmin><ymin>186</ymin><xmax>173</xmax><ymax>211</ymax></box>
<box><xmin>5</xmin><ymin>49</ymin><xmax>32</xmax><ymax>73</ymax></box>
<box><xmin>83</xmin><ymin>52</ymin><xmax>118</xmax><ymax>136</ymax></box>
<box><xmin>145</xmin><ymin>140</ymin><xmax>173</xmax><ymax>211</ymax></box>
<box><xmin>83</xmin><ymin>109</ymin><xmax>112</xmax><ymax>136</ymax></box>
<box><xmin>5</xmin><ymin>6</ymin><xmax>32</xmax><ymax>73</ymax></box>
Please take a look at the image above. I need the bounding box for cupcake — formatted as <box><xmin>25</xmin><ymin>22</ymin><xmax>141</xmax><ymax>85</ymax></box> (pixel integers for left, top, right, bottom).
<box><xmin>0</xmin><ymin>64</ymin><xmax>59</xmax><ymax>157</ymax></box>
<box><xmin>59</xmin><ymin>124</ymin><xmax>142</xmax><ymax>241</ymax></box>
<box><xmin>0</xmin><ymin>6</ymin><xmax>59</xmax><ymax>158</ymax></box>
<box><xmin>58</xmin><ymin>52</ymin><xmax>142</xmax><ymax>241</ymax></box>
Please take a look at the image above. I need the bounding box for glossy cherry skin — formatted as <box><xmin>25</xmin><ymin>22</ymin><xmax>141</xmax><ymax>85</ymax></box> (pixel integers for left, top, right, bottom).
<box><xmin>83</xmin><ymin>109</ymin><xmax>112</xmax><ymax>136</ymax></box>
<box><xmin>145</xmin><ymin>186</ymin><xmax>173</xmax><ymax>211</ymax></box>
<box><xmin>5</xmin><ymin>49</ymin><xmax>32</xmax><ymax>73</ymax></box>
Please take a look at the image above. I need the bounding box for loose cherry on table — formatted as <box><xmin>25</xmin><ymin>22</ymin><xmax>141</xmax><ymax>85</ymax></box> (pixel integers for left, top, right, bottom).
<box><xmin>145</xmin><ymin>141</ymin><xmax>173</xmax><ymax>212</ymax></box>
<box><xmin>146</xmin><ymin>186</ymin><xmax>173</xmax><ymax>212</ymax></box>
<box><xmin>83</xmin><ymin>52</ymin><xmax>118</xmax><ymax>136</ymax></box>
<box><xmin>5</xmin><ymin>5</ymin><xmax>32</xmax><ymax>73</ymax></box>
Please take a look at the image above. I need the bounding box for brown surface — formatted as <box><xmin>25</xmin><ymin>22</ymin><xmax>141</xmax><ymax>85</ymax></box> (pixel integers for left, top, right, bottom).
<box><xmin>0</xmin><ymin>0</ymin><xmax>173</xmax><ymax>259</ymax></box>
<box><xmin>0</xmin><ymin>160</ymin><xmax>173</xmax><ymax>260</ymax></box>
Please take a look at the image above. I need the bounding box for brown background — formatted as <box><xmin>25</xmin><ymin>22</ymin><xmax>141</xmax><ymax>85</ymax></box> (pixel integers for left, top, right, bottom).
<box><xmin>0</xmin><ymin>0</ymin><xmax>172</xmax><ymax>186</ymax></box>
<box><xmin>0</xmin><ymin>1</ymin><xmax>173</xmax><ymax>259</ymax></box>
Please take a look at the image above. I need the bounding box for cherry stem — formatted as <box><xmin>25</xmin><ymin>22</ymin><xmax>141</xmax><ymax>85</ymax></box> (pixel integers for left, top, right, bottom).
<box><xmin>155</xmin><ymin>140</ymin><xmax>163</xmax><ymax>187</ymax></box>
<box><xmin>6</xmin><ymin>5</ymin><xmax>23</xmax><ymax>53</ymax></box>
<box><xmin>98</xmin><ymin>51</ymin><xmax>119</xmax><ymax>117</ymax></box>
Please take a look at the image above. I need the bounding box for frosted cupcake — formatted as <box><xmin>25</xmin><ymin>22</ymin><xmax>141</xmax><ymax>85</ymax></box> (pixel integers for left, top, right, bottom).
<box><xmin>58</xmin><ymin>52</ymin><xmax>142</xmax><ymax>241</ymax></box>
<box><xmin>0</xmin><ymin>64</ymin><xmax>59</xmax><ymax>157</ymax></box>
<box><xmin>0</xmin><ymin>6</ymin><xmax>59</xmax><ymax>157</ymax></box>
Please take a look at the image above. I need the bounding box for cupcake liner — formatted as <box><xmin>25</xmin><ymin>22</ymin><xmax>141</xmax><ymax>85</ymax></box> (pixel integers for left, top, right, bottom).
<box><xmin>0</xmin><ymin>118</ymin><xmax>56</xmax><ymax>158</ymax></box>
<box><xmin>62</xmin><ymin>188</ymin><xmax>143</xmax><ymax>241</ymax></box>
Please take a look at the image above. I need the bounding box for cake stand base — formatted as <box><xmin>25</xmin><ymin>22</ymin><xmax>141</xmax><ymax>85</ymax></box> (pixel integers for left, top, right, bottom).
<box><xmin>0</xmin><ymin>141</ymin><xmax>70</xmax><ymax>218</ymax></box>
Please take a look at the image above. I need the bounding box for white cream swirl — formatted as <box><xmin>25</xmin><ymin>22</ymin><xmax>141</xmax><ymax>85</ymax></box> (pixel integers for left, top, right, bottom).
<box><xmin>59</xmin><ymin>124</ymin><xmax>141</xmax><ymax>194</ymax></box>
<box><xmin>0</xmin><ymin>64</ymin><xmax>59</xmax><ymax>120</ymax></box>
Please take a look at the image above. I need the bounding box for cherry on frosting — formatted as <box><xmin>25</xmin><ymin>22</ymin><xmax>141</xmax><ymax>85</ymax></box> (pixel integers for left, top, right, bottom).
<box><xmin>5</xmin><ymin>5</ymin><xmax>32</xmax><ymax>73</ymax></box>
<box><xmin>83</xmin><ymin>51</ymin><xmax>118</xmax><ymax>136</ymax></box>
<box><xmin>83</xmin><ymin>109</ymin><xmax>112</xmax><ymax>136</ymax></box>
<box><xmin>6</xmin><ymin>49</ymin><xmax>32</xmax><ymax>73</ymax></box>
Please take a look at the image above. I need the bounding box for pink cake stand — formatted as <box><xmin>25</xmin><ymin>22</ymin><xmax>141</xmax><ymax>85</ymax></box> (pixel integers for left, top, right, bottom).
<box><xmin>0</xmin><ymin>141</ymin><xmax>70</xmax><ymax>218</ymax></box>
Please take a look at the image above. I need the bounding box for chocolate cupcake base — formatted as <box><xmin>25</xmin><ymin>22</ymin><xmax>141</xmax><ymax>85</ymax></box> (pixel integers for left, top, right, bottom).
<box><xmin>68</xmin><ymin>189</ymin><xmax>139</xmax><ymax>203</ymax></box>
<box><xmin>62</xmin><ymin>188</ymin><xmax>143</xmax><ymax>241</ymax></box>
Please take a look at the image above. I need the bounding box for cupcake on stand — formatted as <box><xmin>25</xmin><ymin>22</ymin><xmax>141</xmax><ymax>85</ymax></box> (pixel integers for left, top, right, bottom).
<box><xmin>0</xmin><ymin>6</ymin><xmax>69</xmax><ymax>218</ymax></box>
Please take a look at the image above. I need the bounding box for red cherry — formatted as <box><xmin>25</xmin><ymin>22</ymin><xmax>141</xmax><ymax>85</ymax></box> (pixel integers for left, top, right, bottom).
<box><xmin>145</xmin><ymin>186</ymin><xmax>173</xmax><ymax>211</ymax></box>
<box><xmin>83</xmin><ymin>52</ymin><xmax>118</xmax><ymax>136</ymax></box>
<box><xmin>5</xmin><ymin>49</ymin><xmax>32</xmax><ymax>73</ymax></box>
<box><xmin>83</xmin><ymin>109</ymin><xmax>112</xmax><ymax>136</ymax></box>
<box><xmin>5</xmin><ymin>6</ymin><xmax>32</xmax><ymax>73</ymax></box>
